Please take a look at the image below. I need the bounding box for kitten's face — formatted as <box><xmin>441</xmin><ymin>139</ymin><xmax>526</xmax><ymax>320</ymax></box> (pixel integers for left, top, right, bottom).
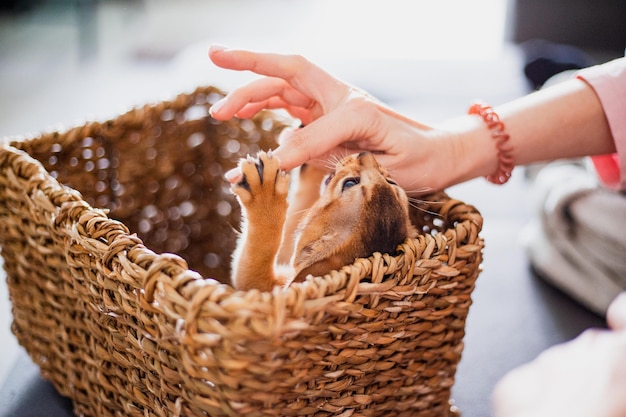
<box><xmin>293</xmin><ymin>152</ymin><xmax>414</xmax><ymax>280</ymax></box>
<box><xmin>318</xmin><ymin>152</ymin><xmax>409</xmax><ymax>214</ymax></box>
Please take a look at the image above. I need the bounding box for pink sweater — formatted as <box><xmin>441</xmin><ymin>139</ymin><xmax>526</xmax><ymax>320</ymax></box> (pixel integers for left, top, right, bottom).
<box><xmin>576</xmin><ymin>57</ymin><xmax>626</xmax><ymax>191</ymax></box>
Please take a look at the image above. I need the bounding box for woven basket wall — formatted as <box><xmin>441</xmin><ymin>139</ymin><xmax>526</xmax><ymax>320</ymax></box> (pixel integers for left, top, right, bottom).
<box><xmin>0</xmin><ymin>86</ymin><xmax>484</xmax><ymax>417</ymax></box>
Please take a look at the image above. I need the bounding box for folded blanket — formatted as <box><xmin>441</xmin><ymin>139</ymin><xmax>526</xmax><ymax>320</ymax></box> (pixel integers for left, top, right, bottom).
<box><xmin>522</xmin><ymin>161</ymin><xmax>626</xmax><ymax>316</ymax></box>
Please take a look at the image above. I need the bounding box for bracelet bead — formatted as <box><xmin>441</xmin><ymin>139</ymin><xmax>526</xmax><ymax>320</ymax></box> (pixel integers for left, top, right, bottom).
<box><xmin>468</xmin><ymin>102</ymin><xmax>514</xmax><ymax>185</ymax></box>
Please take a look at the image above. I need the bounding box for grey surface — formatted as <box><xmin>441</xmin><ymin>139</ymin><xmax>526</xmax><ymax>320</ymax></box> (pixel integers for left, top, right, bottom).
<box><xmin>0</xmin><ymin>353</ymin><xmax>74</xmax><ymax>417</ymax></box>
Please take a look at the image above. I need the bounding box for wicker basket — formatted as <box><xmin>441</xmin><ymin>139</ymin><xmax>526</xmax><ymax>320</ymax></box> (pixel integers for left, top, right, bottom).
<box><xmin>0</xmin><ymin>86</ymin><xmax>483</xmax><ymax>417</ymax></box>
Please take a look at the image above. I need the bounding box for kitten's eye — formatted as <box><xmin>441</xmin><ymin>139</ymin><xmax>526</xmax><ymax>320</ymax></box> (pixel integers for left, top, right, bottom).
<box><xmin>324</xmin><ymin>172</ymin><xmax>335</xmax><ymax>187</ymax></box>
<box><xmin>342</xmin><ymin>177</ymin><xmax>360</xmax><ymax>192</ymax></box>
<box><xmin>386</xmin><ymin>178</ymin><xmax>398</xmax><ymax>186</ymax></box>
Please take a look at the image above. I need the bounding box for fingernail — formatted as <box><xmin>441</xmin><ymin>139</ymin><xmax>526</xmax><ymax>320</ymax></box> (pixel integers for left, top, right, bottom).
<box><xmin>209</xmin><ymin>44</ymin><xmax>228</xmax><ymax>53</ymax></box>
<box><xmin>225</xmin><ymin>167</ymin><xmax>242</xmax><ymax>183</ymax></box>
<box><xmin>209</xmin><ymin>98</ymin><xmax>226</xmax><ymax>116</ymax></box>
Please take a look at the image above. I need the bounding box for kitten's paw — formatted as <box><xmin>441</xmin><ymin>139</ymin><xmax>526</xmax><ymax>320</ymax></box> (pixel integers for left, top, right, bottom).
<box><xmin>231</xmin><ymin>151</ymin><xmax>289</xmax><ymax>208</ymax></box>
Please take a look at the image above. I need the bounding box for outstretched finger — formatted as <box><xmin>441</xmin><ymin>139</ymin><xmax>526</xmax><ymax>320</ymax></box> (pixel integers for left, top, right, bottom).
<box><xmin>209</xmin><ymin>45</ymin><xmax>347</xmax><ymax>107</ymax></box>
<box><xmin>210</xmin><ymin>45</ymin><xmax>304</xmax><ymax>78</ymax></box>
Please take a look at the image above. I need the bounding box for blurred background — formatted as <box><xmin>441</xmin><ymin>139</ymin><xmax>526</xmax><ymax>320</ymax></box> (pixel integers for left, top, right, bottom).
<box><xmin>1</xmin><ymin>1</ymin><xmax>625</xmax><ymax>416</ymax></box>
<box><xmin>1</xmin><ymin>0</ymin><xmax>516</xmax><ymax>138</ymax></box>
<box><xmin>2</xmin><ymin>0</ymin><xmax>623</xmax><ymax>139</ymax></box>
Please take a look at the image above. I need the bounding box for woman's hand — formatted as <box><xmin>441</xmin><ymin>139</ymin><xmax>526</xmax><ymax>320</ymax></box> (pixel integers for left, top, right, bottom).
<box><xmin>209</xmin><ymin>46</ymin><xmax>619</xmax><ymax>192</ymax></box>
<box><xmin>208</xmin><ymin>45</ymin><xmax>463</xmax><ymax>193</ymax></box>
<box><xmin>492</xmin><ymin>292</ymin><xmax>626</xmax><ymax>417</ymax></box>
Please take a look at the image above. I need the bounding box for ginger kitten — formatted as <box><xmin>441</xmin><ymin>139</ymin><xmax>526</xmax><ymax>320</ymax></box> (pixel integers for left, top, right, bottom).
<box><xmin>230</xmin><ymin>151</ymin><xmax>416</xmax><ymax>291</ymax></box>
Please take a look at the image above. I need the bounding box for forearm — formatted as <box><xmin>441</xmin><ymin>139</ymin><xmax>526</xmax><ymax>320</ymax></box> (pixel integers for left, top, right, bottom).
<box><xmin>501</xmin><ymin>78</ymin><xmax>615</xmax><ymax>163</ymax></box>
<box><xmin>447</xmin><ymin>77</ymin><xmax>615</xmax><ymax>187</ymax></box>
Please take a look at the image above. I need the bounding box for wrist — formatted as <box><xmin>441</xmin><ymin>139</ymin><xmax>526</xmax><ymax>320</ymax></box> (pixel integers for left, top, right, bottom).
<box><xmin>434</xmin><ymin>114</ymin><xmax>500</xmax><ymax>188</ymax></box>
<box><xmin>468</xmin><ymin>102</ymin><xmax>515</xmax><ymax>184</ymax></box>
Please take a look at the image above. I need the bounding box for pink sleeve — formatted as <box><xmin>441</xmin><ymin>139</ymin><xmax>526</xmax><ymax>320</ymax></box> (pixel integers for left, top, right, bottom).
<box><xmin>576</xmin><ymin>57</ymin><xmax>626</xmax><ymax>191</ymax></box>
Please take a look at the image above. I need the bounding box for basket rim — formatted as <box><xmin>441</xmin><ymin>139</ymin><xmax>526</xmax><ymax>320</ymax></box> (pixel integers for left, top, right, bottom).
<box><xmin>1</xmin><ymin>138</ymin><xmax>482</xmax><ymax>310</ymax></box>
<box><xmin>4</xmin><ymin>85</ymin><xmax>295</xmax><ymax>153</ymax></box>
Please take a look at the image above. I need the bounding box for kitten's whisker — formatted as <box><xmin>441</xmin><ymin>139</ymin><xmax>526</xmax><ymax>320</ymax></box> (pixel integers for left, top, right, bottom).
<box><xmin>408</xmin><ymin>196</ymin><xmax>445</xmax><ymax>206</ymax></box>
<box><xmin>381</xmin><ymin>163</ymin><xmax>433</xmax><ymax>194</ymax></box>
<box><xmin>321</xmin><ymin>152</ymin><xmax>349</xmax><ymax>171</ymax></box>
<box><xmin>404</xmin><ymin>186</ymin><xmax>436</xmax><ymax>196</ymax></box>
<box><xmin>407</xmin><ymin>197</ymin><xmax>443</xmax><ymax>217</ymax></box>
<box><xmin>324</xmin><ymin>156</ymin><xmax>339</xmax><ymax>171</ymax></box>
<box><xmin>329</xmin><ymin>152</ymin><xmax>345</xmax><ymax>168</ymax></box>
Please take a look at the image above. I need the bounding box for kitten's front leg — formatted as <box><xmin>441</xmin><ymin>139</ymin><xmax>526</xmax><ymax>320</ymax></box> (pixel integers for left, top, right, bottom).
<box><xmin>276</xmin><ymin>163</ymin><xmax>327</xmax><ymax>265</ymax></box>
<box><xmin>230</xmin><ymin>151</ymin><xmax>290</xmax><ymax>291</ymax></box>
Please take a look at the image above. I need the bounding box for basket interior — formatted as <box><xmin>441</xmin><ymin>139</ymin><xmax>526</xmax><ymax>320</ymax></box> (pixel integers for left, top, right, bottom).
<box><xmin>13</xmin><ymin>88</ymin><xmax>275</xmax><ymax>283</ymax></box>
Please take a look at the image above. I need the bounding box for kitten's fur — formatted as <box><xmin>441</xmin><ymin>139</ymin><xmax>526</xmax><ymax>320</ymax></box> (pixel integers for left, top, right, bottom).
<box><xmin>230</xmin><ymin>151</ymin><xmax>417</xmax><ymax>291</ymax></box>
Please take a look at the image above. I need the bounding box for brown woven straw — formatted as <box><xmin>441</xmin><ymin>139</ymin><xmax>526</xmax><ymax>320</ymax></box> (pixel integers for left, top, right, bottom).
<box><xmin>0</xmin><ymin>86</ymin><xmax>483</xmax><ymax>417</ymax></box>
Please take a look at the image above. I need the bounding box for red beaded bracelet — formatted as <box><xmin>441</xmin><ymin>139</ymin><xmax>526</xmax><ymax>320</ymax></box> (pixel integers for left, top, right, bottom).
<box><xmin>468</xmin><ymin>102</ymin><xmax>514</xmax><ymax>185</ymax></box>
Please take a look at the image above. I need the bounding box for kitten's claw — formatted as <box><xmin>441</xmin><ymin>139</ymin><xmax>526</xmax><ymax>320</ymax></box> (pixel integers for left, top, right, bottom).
<box><xmin>225</xmin><ymin>167</ymin><xmax>242</xmax><ymax>183</ymax></box>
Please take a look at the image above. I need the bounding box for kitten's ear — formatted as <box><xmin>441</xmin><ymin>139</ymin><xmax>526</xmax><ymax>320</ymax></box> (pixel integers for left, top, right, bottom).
<box><xmin>292</xmin><ymin>229</ymin><xmax>355</xmax><ymax>281</ymax></box>
<box><xmin>292</xmin><ymin>255</ymin><xmax>345</xmax><ymax>283</ymax></box>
